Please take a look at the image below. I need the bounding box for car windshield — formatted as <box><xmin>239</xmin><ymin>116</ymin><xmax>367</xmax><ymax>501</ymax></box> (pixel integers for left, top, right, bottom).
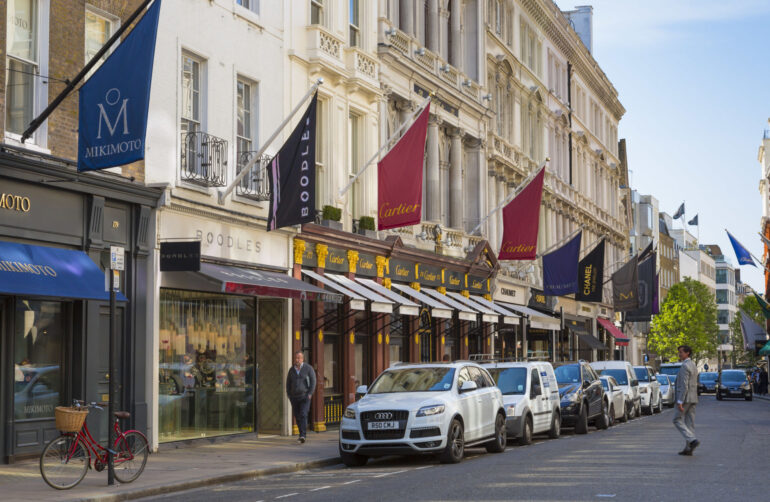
<box><xmin>488</xmin><ymin>367</ymin><xmax>527</xmax><ymax>395</ymax></box>
<box><xmin>600</xmin><ymin>379</ymin><xmax>609</xmax><ymax>391</ymax></box>
<box><xmin>659</xmin><ymin>366</ymin><xmax>680</xmax><ymax>376</ymax></box>
<box><xmin>368</xmin><ymin>368</ymin><xmax>456</xmax><ymax>393</ymax></box>
<box><xmin>657</xmin><ymin>375</ymin><xmax>669</xmax><ymax>385</ymax></box>
<box><xmin>633</xmin><ymin>367</ymin><xmax>650</xmax><ymax>382</ymax></box>
<box><xmin>699</xmin><ymin>372</ymin><xmax>717</xmax><ymax>382</ymax></box>
<box><xmin>721</xmin><ymin>371</ymin><xmax>747</xmax><ymax>383</ymax></box>
<box><xmin>598</xmin><ymin>369</ymin><xmax>628</xmax><ymax>385</ymax></box>
<box><xmin>554</xmin><ymin>365</ymin><xmax>580</xmax><ymax>384</ymax></box>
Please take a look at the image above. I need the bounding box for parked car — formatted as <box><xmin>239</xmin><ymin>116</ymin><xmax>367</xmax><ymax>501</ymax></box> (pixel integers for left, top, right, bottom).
<box><xmin>659</xmin><ymin>362</ymin><xmax>682</xmax><ymax>384</ymax></box>
<box><xmin>553</xmin><ymin>361</ymin><xmax>609</xmax><ymax>434</ymax></box>
<box><xmin>484</xmin><ymin>361</ymin><xmax>561</xmax><ymax>445</ymax></box>
<box><xmin>656</xmin><ymin>374</ymin><xmax>675</xmax><ymax>407</ymax></box>
<box><xmin>698</xmin><ymin>372</ymin><xmax>718</xmax><ymax>395</ymax></box>
<box><xmin>338</xmin><ymin>362</ymin><xmax>507</xmax><ymax>466</ymax></box>
<box><xmin>599</xmin><ymin>375</ymin><xmax>626</xmax><ymax>425</ymax></box>
<box><xmin>590</xmin><ymin>360</ymin><xmax>641</xmax><ymax>419</ymax></box>
<box><xmin>716</xmin><ymin>370</ymin><xmax>753</xmax><ymax>401</ymax></box>
<box><xmin>633</xmin><ymin>366</ymin><xmax>662</xmax><ymax>414</ymax></box>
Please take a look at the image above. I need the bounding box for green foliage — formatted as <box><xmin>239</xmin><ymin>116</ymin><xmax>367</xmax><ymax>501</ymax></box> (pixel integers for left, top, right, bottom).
<box><xmin>359</xmin><ymin>216</ymin><xmax>375</xmax><ymax>231</ymax></box>
<box><xmin>729</xmin><ymin>295</ymin><xmax>765</xmax><ymax>367</ymax></box>
<box><xmin>649</xmin><ymin>278</ymin><xmax>719</xmax><ymax>363</ymax></box>
<box><xmin>322</xmin><ymin>205</ymin><xmax>341</xmax><ymax>222</ymax></box>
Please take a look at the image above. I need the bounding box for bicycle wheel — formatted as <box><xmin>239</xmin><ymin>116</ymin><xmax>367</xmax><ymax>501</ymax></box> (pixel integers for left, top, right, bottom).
<box><xmin>40</xmin><ymin>435</ymin><xmax>89</xmax><ymax>490</ymax></box>
<box><xmin>113</xmin><ymin>431</ymin><xmax>149</xmax><ymax>483</ymax></box>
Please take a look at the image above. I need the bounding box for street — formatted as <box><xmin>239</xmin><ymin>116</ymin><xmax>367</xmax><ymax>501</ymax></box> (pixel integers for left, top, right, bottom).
<box><xmin>144</xmin><ymin>396</ymin><xmax>770</xmax><ymax>502</ymax></box>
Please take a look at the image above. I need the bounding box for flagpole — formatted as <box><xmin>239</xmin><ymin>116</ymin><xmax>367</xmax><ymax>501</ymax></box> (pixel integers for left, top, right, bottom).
<box><xmin>21</xmin><ymin>0</ymin><xmax>156</xmax><ymax>143</ymax></box>
<box><xmin>578</xmin><ymin>235</ymin><xmax>606</xmax><ymax>260</ymax></box>
<box><xmin>338</xmin><ymin>93</ymin><xmax>432</xmax><ymax>199</ymax></box>
<box><xmin>470</xmin><ymin>159</ymin><xmax>549</xmax><ymax>236</ymax></box>
<box><xmin>535</xmin><ymin>225</ymin><xmax>584</xmax><ymax>259</ymax></box>
<box><xmin>218</xmin><ymin>79</ymin><xmax>323</xmax><ymax>205</ymax></box>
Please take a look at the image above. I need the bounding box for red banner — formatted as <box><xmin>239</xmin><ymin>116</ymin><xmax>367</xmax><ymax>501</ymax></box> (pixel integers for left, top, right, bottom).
<box><xmin>377</xmin><ymin>103</ymin><xmax>430</xmax><ymax>230</ymax></box>
<box><xmin>498</xmin><ymin>167</ymin><xmax>545</xmax><ymax>260</ymax></box>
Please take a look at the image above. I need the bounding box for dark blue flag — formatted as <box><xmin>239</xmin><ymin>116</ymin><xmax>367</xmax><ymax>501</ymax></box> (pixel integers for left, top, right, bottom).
<box><xmin>543</xmin><ymin>232</ymin><xmax>582</xmax><ymax>296</ymax></box>
<box><xmin>672</xmin><ymin>203</ymin><xmax>685</xmax><ymax>219</ymax></box>
<box><xmin>77</xmin><ymin>0</ymin><xmax>161</xmax><ymax>172</ymax></box>
<box><xmin>726</xmin><ymin>230</ymin><xmax>756</xmax><ymax>267</ymax></box>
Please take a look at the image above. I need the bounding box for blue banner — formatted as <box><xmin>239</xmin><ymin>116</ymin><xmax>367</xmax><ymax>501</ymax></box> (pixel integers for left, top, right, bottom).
<box><xmin>77</xmin><ymin>0</ymin><xmax>161</xmax><ymax>172</ymax></box>
<box><xmin>543</xmin><ymin>232</ymin><xmax>582</xmax><ymax>296</ymax></box>
<box><xmin>726</xmin><ymin>230</ymin><xmax>756</xmax><ymax>267</ymax></box>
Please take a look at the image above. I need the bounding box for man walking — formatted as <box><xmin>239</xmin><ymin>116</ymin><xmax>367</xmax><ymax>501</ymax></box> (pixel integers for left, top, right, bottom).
<box><xmin>673</xmin><ymin>345</ymin><xmax>699</xmax><ymax>456</ymax></box>
<box><xmin>286</xmin><ymin>351</ymin><xmax>316</xmax><ymax>443</ymax></box>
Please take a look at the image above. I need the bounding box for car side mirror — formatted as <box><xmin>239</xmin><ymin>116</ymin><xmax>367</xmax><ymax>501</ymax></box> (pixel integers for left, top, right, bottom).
<box><xmin>631</xmin><ymin>380</ymin><xmax>639</xmax><ymax>387</ymax></box>
<box><xmin>531</xmin><ymin>384</ymin><xmax>542</xmax><ymax>397</ymax></box>
<box><xmin>650</xmin><ymin>376</ymin><xmax>657</xmax><ymax>382</ymax></box>
<box><xmin>460</xmin><ymin>380</ymin><xmax>478</xmax><ymax>393</ymax></box>
<box><xmin>356</xmin><ymin>385</ymin><xmax>368</xmax><ymax>395</ymax></box>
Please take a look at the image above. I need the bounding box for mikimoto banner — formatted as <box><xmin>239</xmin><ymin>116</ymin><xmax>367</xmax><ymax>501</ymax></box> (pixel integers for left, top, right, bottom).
<box><xmin>576</xmin><ymin>239</ymin><xmax>605</xmax><ymax>302</ymax></box>
<box><xmin>267</xmin><ymin>93</ymin><xmax>318</xmax><ymax>231</ymax></box>
<box><xmin>377</xmin><ymin>103</ymin><xmax>430</xmax><ymax>230</ymax></box>
<box><xmin>498</xmin><ymin>167</ymin><xmax>545</xmax><ymax>260</ymax></box>
<box><xmin>77</xmin><ymin>0</ymin><xmax>161</xmax><ymax>171</ymax></box>
<box><xmin>542</xmin><ymin>231</ymin><xmax>581</xmax><ymax>296</ymax></box>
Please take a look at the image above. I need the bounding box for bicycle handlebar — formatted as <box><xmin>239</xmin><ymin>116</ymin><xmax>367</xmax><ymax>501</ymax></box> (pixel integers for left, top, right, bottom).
<box><xmin>72</xmin><ymin>399</ymin><xmax>107</xmax><ymax>410</ymax></box>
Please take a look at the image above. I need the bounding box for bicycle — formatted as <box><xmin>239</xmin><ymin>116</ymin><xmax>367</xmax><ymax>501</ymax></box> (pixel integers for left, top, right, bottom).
<box><xmin>39</xmin><ymin>400</ymin><xmax>149</xmax><ymax>490</ymax></box>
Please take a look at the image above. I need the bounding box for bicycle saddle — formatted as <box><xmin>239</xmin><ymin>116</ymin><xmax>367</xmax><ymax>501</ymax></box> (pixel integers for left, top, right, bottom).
<box><xmin>114</xmin><ymin>411</ymin><xmax>130</xmax><ymax>419</ymax></box>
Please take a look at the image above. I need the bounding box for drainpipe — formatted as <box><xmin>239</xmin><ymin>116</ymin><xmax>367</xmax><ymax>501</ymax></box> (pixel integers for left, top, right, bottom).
<box><xmin>567</xmin><ymin>62</ymin><xmax>573</xmax><ymax>185</ymax></box>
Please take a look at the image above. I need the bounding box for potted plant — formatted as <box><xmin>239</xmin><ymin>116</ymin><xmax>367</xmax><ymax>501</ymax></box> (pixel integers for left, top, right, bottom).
<box><xmin>358</xmin><ymin>216</ymin><xmax>377</xmax><ymax>238</ymax></box>
<box><xmin>320</xmin><ymin>205</ymin><xmax>343</xmax><ymax>230</ymax></box>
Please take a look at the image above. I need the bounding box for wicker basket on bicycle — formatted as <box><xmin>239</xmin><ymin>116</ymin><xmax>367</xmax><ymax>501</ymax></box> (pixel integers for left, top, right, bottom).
<box><xmin>54</xmin><ymin>406</ymin><xmax>89</xmax><ymax>433</ymax></box>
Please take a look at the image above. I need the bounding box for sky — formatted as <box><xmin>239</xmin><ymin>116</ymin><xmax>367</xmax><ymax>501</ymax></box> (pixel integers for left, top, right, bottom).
<box><xmin>555</xmin><ymin>0</ymin><xmax>770</xmax><ymax>291</ymax></box>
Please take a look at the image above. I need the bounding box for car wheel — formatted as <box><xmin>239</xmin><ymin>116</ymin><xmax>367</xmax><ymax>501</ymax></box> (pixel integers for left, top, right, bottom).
<box><xmin>716</xmin><ymin>393</ymin><xmax>723</xmax><ymax>401</ymax></box>
<box><xmin>339</xmin><ymin>447</ymin><xmax>368</xmax><ymax>467</ymax></box>
<box><xmin>654</xmin><ymin>394</ymin><xmax>662</xmax><ymax>413</ymax></box>
<box><xmin>486</xmin><ymin>413</ymin><xmax>507</xmax><ymax>453</ymax></box>
<box><xmin>636</xmin><ymin>401</ymin><xmax>642</xmax><ymax>418</ymax></box>
<box><xmin>608</xmin><ymin>404</ymin><xmax>616</xmax><ymax>427</ymax></box>
<box><xmin>597</xmin><ymin>400</ymin><xmax>610</xmax><ymax>430</ymax></box>
<box><xmin>627</xmin><ymin>401</ymin><xmax>636</xmax><ymax>420</ymax></box>
<box><xmin>620</xmin><ymin>402</ymin><xmax>629</xmax><ymax>423</ymax></box>
<box><xmin>574</xmin><ymin>404</ymin><xmax>588</xmax><ymax>434</ymax></box>
<box><xmin>439</xmin><ymin>419</ymin><xmax>465</xmax><ymax>464</ymax></box>
<box><xmin>519</xmin><ymin>415</ymin><xmax>533</xmax><ymax>446</ymax></box>
<box><xmin>548</xmin><ymin>412</ymin><xmax>561</xmax><ymax>439</ymax></box>
<box><xmin>745</xmin><ymin>395</ymin><xmax>753</xmax><ymax>401</ymax></box>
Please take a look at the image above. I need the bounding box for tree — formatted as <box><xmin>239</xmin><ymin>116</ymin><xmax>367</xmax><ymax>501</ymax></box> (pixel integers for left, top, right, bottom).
<box><xmin>648</xmin><ymin>279</ymin><xmax>719</xmax><ymax>364</ymax></box>
<box><xmin>729</xmin><ymin>295</ymin><xmax>764</xmax><ymax>367</ymax></box>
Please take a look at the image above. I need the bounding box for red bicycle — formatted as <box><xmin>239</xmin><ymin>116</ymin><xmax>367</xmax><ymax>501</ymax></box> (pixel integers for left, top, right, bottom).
<box><xmin>39</xmin><ymin>400</ymin><xmax>149</xmax><ymax>490</ymax></box>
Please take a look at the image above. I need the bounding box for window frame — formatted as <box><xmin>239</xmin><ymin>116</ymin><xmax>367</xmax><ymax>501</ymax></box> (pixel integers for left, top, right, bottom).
<box><xmin>349</xmin><ymin>0</ymin><xmax>361</xmax><ymax>47</ymax></box>
<box><xmin>311</xmin><ymin>0</ymin><xmax>325</xmax><ymax>26</ymax></box>
<box><xmin>84</xmin><ymin>4</ymin><xmax>119</xmax><ymax>69</ymax></box>
<box><xmin>235</xmin><ymin>0</ymin><xmax>260</xmax><ymax>15</ymax></box>
<box><xmin>235</xmin><ymin>76</ymin><xmax>258</xmax><ymax>156</ymax></box>
<box><xmin>180</xmin><ymin>51</ymin><xmax>204</xmax><ymax>135</ymax></box>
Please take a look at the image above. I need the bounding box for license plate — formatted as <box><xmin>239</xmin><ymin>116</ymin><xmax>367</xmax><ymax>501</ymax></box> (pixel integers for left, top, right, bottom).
<box><xmin>368</xmin><ymin>421</ymin><xmax>398</xmax><ymax>430</ymax></box>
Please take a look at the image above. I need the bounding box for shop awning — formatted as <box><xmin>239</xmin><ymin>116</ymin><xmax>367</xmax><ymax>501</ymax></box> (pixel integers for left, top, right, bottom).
<box><xmin>391</xmin><ymin>283</ymin><xmax>452</xmax><ymax>319</ymax></box>
<box><xmin>300</xmin><ymin>270</ymin><xmax>364</xmax><ymax>309</ymax></box>
<box><xmin>355</xmin><ymin>278</ymin><xmax>420</xmax><ymax>316</ymax></box>
<box><xmin>197</xmin><ymin>264</ymin><xmax>342</xmax><ymax>303</ymax></box>
<box><xmin>467</xmin><ymin>295</ymin><xmax>520</xmax><ymax>325</ymax></box>
<box><xmin>501</xmin><ymin>303</ymin><xmax>561</xmax><ymax>330</ymax></box>
<box><xmin>325</xmin><ymin>274</ymin><xmax>393</xmax><ymax>314</ymax></box>
<box><xmin>759</xmin><ymin>340</ymin><xmax>770</xmax><ymax>356</ymax></box>
<box><xmin>597</xmin><ymin>317</ymin><xmax>631</xmax><ymax>346</ymax></box>
<box><xmin>576</xmin><ymin>333</ymin><xmax>607</xmax><ymax>351</ymax></box>
<box><xmin>0</xmin><ymin>240</ymin><xmax>126</xmax><ymax>301</ymax></box>
<box><xmin>421</xmin><ymin>288</ymin><xmax>477</xmax><ymax>321</ymax></box>
<box><xmin>446</xmin><ymin>292</ymin><xmax>498</xmax><ymax>323</ymax></box>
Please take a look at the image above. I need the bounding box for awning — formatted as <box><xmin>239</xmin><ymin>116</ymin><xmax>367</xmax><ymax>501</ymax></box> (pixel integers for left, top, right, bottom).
<box><xmin>0</xmin><ymin>240</ymin><xmax>126</xmax><ymax>301</ymax></box>
<box><xmin>468</xmin><ymin>295</ymin><xmax>520</xmax><ymax>325</ymax></box>
<box><xmin>759</xmin><ymin>340</ymin><xmax>770</xmax><ymax>356</ymax></box>
<box><xmin>325</xmin><ymin>274</ymin><xmax>393</xmax><ymax>313</ymax></box>
<box><xmin>597</xmin><ymin>317</ymin><xmax>630</xmax><ymax>346</ymax></box>
<box><xmin>501</xmin><ymin>303</ymin><xmax>561</xmax><ymax>330</ymax></box>
<box><xmin>355</xmin><ymin>278</ymin><xmax>420</xmax><ymax>316</ymax></box>
<box><xmin>301</xmin><ymin>270</ymin><xmax>364</xmax><ymax>309</ymax></box>
<box><xmin>196</xmin><ymin>264</ymin><xmax>342</xmax><ymax>303</ymax></box>
<box><xmin>391</xmin><ymin>283</ymin><xmax>452</xmax><ymax>319</ymax></box>
<box><xmin>421</xmin><ymin>288</ymin><xmax>477</xmax><ymax>321</ymax></box>
<box><xmin>577</xmin><ymin>333</ymin><xmax>607</xmax><ymax>351</ymax></box>
<box><xmin>446</xmin><ymin>292</ymin><xmax>498</xmax><ymax>323</ymax></box>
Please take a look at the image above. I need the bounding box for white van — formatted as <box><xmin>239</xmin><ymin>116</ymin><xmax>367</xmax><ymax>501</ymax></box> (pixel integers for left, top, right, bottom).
<box><xmin>483</xmin><ymin>361</ymin><xmax>561</xmax><ymax>445</ymax></box>
<box><xmin>589</xmin><ymin>361</ymin><xmax>641</xmax><ymax>419</ymax></box>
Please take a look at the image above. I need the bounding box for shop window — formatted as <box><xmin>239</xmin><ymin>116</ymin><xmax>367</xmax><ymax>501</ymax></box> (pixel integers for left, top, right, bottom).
<box><xmin>158</xmin><ymin>289</ymin><xmax>255</xmax><ymax>442</ymax></box>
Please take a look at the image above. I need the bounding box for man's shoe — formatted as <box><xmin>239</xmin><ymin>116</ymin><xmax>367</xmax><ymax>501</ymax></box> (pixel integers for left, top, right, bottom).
<box><xmin>678</xmin><ymin>446</ymin><xmax>693</xmax><ymax>456</ymax></box>
<box><xmin>688</xmin><ymin>440</ymin><xmax>700</xmax><ymax>453</ymax></box>
<box><xmin>299</xmin><ymin>436</ymin><xmax>306</xmax><ymax>444</ymax></box>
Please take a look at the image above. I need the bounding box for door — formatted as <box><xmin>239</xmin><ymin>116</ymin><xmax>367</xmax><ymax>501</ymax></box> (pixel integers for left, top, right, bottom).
<box><xmin>582</xmin><ymin>365</ymin><xmax>601</xmax><ymax>416</ymax></box>
<box><xmin>529</xmin><ymin>368</ymin><xmax>547</xmax><ymax>432</ymax></box>
<box><xmin>469</xmin><ymin>366</ymin><xmax>495</xmax><ymax>436</ymax></box>
<box><xmin>86</xmin><ymin>304</ymin><xmax>124</xmax><ymax>444</ymax></box>
<box><xmin>457</xmin><ymin>366</ymin><xmax>481</xmax><ymax>440</ymax></box>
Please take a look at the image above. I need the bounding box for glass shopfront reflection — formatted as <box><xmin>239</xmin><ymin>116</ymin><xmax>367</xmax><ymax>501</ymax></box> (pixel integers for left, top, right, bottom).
<box><xmin>158</xmin><ymin>289</ymin><xmax>255</xmax><ymax>442</ymax></box>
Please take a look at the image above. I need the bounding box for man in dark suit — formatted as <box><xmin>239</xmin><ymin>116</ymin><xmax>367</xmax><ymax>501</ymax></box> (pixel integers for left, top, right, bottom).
<box><xmin>673</xmin><ymin>345</ymin><xmax>699</xmax><ymax>456</ymax></box>
<box><xmin>286</xmin><ymin>351</ymin><xmax>316</xmax><ymax>443</ymax></box>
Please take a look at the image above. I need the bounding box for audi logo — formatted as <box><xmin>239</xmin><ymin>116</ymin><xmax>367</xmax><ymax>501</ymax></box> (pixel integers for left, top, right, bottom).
<box><xmin>374</xmin><ymin>412</ymin><xmax>393</xmax><ymax>420</ymax></box>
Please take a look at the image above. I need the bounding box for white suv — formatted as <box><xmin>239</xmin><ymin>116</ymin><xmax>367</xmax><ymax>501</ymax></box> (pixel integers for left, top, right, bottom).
<box><xmin>633</xmin><ymin>365</ymin><xmax>662</xmax><ymax>414</ymax></box>
<box><xmin>339</xmin><ymin>362</ymin><xmax>507</xmax><ymax>466</ymax></box>
<box><xmin>590</xmin><ymin>361</ymin><xmax>641</xmax><ymax>419</ymax></box>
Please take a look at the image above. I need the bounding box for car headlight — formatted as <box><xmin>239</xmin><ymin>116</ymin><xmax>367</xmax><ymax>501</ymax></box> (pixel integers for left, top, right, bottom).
<box><xmin>506</xmin><ymin>404</ymin><xmax>516</xmax><ymax>416</ymax></box>
<box><xmin>343</xmin><ymin>407</ymin><xmax>356</xmax><ymax>419</ymax></box>
<box><xmin>719</xmin><ymin>384</ymin><xmax>727</xmax><ymax>389</ymax></box>
<box><xmin>561</xmin><ymin>391</ymin><xmax>580</xmax><ymax>403</ymax></box>
<box><xmin>416</xmin><ymin>404</ymin><xmax>445</xmax><ymax>417</ymax></box>
<box><xmin>640</xmin><ymin>387</ymin><xmax>648</xmax><ymax>394</ymax></box>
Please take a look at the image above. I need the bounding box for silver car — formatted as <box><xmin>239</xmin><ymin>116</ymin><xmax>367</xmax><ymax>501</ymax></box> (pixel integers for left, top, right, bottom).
<box><xmin>656</xmin><ymin>374</ymin><xmax>675</xmax><ymax>407</ymax></box>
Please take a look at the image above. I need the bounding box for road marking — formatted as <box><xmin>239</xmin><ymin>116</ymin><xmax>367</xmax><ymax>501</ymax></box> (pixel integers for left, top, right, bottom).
<box><xmin>374</xmin><ymin>469</ymin><xmax>408</xmax><ymax>478</ymax></box>
<box><xmin>310</xmin><ymin>486</ymin><xmax>331</xmax><ymax>492</ymax></box>
<box><xmin>413</xmin><ymin>465</ymin><xmax>432</xmax><ymax>470</ymax></box>
<box><xmin>275</xmin><ymin>493</ymin><xmax>299</xmax><ymax>499</ymax></box>
<box><xmin>596</xmin><ymin>494</ymin><xmax>616</xmax><ymax>498</ymax></box>
<box><xmin>342</xmin><ymin>480</ymin><xmax>361</xmax><ymax>485</ymax></box>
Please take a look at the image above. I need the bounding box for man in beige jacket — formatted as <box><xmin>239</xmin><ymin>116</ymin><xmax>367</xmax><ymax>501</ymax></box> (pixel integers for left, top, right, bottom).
<box><xmin>673</xmin><ymin>345</ymin><xmax>700</xmax><ymax>455</ymax></box>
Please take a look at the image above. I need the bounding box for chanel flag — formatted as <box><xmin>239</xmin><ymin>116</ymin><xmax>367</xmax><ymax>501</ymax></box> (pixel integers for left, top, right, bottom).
<box><xmin>626</xmin><ymin>253</ymin><xmax>656</xmax><ymax>322</ymax></box>
<box><xmin>267</xmin><ymin>93</ymin><xmax>318</xmax><ymax>231</ymax></box>
<box><xmin>542</xmin><ymin>231</ymin><xmax>581</xmax><ymax>296</ymax></box>
<box><xmin>612</xmin><ymin>256</ymin><xmax>639</xmax><ymax>311</ymax></box>
<box><xmin>576</xmin><ymin>239</ymin><xmax>605</xmax><ymax>302</ymax></box>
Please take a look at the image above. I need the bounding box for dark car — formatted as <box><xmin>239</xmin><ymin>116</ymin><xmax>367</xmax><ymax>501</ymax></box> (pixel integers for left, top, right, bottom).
<box><xmin>717</xmin><ymin>370</ymin><xmax>752</xmax><ymax>401</ymax></box>
<box><xmin>698</xmin><ymin>372</ymin><xmax>718</xmax><ymax>395</ymax></box>
<box><xmin>553</xmin><ymin>361</ymin><xmax>609</xmax><ymax>434</ymax></box>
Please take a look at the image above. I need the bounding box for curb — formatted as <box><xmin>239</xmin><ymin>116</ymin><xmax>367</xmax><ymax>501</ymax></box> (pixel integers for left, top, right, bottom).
<box><xmin>75</xmin><ymin>456</ymin><xmax>341</xmax><ymax>502</ymax></box>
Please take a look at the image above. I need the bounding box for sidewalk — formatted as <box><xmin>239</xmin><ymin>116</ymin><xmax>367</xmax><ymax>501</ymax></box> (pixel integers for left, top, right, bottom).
<box><xmin>0</xmin><ymin>431</ymin><xmax>341</xmax><ymax>502</ymax></box>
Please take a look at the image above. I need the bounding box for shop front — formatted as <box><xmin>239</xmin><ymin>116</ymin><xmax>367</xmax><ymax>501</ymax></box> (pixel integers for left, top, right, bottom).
<box><xmin>495</xmin><ymin>284</ymin><xmax>561</xmax><ymax>361</ymax></box>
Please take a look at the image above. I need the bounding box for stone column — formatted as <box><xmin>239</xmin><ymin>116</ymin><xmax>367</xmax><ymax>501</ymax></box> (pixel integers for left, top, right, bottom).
<box><xmin>426</xmin><ymin>114</ymin><xmax>441</xmax><ymax>221</ymax></box>
<box><xmin>428</xmin><ymin>0</ymin><xmax>439</xmax><ymax>52</ymax></box>
<box><xmin>311</xmin><ymin>243</ymin><xmax>328</xmax><ymax>432</ymax></box>
<box><xmin>450</xmin><ymin>0</ymin><xmax>462</xmax><ymax>68</ymax></box>
<box><xmin>497</xmin><ymin>177</ymin><xmax>506</xmax><ymax>245</ymax></box>
<box><xmin>449</xmin><ymin>128</ymin><xmax>463</xmax><ymax>229</ymax></box>
<box><xmin>487</xmin><ymin>172</ymin><xmax>497</xmax><ymax>246</ymax></box>
<box><xmin>400</xmin><ymin>0</ymin><xmax>414</xmax><ymax>37</ymax></box>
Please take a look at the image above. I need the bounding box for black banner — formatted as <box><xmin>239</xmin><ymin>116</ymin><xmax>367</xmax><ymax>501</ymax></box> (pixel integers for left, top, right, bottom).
<box><xmin>612</xmin><ymin>256</ymin><xmax>639</xmax><ymax>311</ymax></box>
<box><xmin>267</xmin><ymin>93</ymin><xmax>317</xmax><ymax>231</ymax></box>
<box><xmin>576</xmin><ymin>240</ymin><xmax>604</xmax><ymax>302</ymax></box>
<box><xmin>626</xmin><ymin>253</ymin><xmax>656</xmax><ymax>322</ymax></box>
<box><xmin>160</xmin><ymin>241</ymin><xmax>201</xmax><ymax>272</ymax></box>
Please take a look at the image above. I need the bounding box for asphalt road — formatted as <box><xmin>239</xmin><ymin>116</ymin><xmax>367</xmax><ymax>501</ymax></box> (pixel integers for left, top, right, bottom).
<box><xmin>144</xmin><ymin>395</ymin><xmax>770</xmax><ymax>502</ymax></box>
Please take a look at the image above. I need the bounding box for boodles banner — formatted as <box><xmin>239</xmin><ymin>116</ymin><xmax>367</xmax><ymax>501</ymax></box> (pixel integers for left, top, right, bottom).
<box><xmin>543</xmin><ymin>232</ymin><xmax>582</xmax><ymax>296</ymax></box>
<box><xmin>612</xmin><ymin>256</ymin><xmax>639</xmax><ymax>311</ymax></box>
<box><xmin>377</xmin><ymin>103</ymin><xmax>430</xmax><ymax>230</ymax></box>
<box><xmin>499</xmin><ymin>167</ymin><xmax>545</xmax><ymax>260</ymax></box>
<box><xmin>576</xmin><ymin>239</ymin><xmax>604</xmax><ymax>302</ymax></box>
<box><xmin>78</xmin><ymin>0</ymin><xmax>161</xmax><ymax>172</ymax></box>
<box><xmin>267</xmin><ymin>93</ymin><xmax>318</xmax><ymax>231</ymax></box>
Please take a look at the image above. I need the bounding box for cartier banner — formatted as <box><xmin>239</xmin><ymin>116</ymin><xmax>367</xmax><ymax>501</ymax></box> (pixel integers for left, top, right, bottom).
<box><xmin>576</xmin><ymin>239</ymin><xmax>604</xmax><ymax>302</ymax></box>
<box><xmin>377</xmin><ymin>103</ymin><xmax>430</xmax><ymax>230</ymax></box>
<box><xmin>498</xmin><ymin>167</ymin><xmax>545</xmax><ymax>260</ymax></box>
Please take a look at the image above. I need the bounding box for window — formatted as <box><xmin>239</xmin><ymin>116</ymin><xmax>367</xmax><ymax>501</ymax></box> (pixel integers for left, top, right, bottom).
<box><xmin>717</xmin><ymin>309</ymin><xmax>729</xmax><ymax>325</ymax></box>
<box><xmin>716</xmin><ymin>290</ymin><xmax>728</xmax><ymax>304</ymax></box>
<box><xmin>236</xmin><ymin>78</ymin><xmax>256</xmax><ymax>155</ymax></box>
<box><xmin>85</xmin><ymin>6</ymin><xmax>118</xmax><ymax>72</ymax></box>
<box><xmin>181</xmin><ymin>53</ymin><xmax>202</xmax><ymax>134</ymax></box>
<box><xmin>311</xmin><ymin>0</ymin><xmax>324</xmax><ymax>26</ymax></box>
<box><xmin>236</xmin><ymin>0</ymin><xmax>259</xmax><ymax>14</ymax></box>
<box><xmin>348</xmin><ymin>111</ymin><xmax>361</xmax><ymax>217</ymax></box>
<box><xmin>6</xmin><ymin>0</ymin><xmax>38</xmax><ymax>135</ymax></box>
<box><xmin>349</xmin><ymin>0</ymin><xmax>360</xmax><ymax>47</ymax></box>
<box><xmin>716</xmin><ymin>268</ymin><xmax>727</xmax><ymax>284</ymax></box>
<box><xmin>529</xmin><ymin>369</ymin><xmax>540</xmax><ymax>396</ymax></box>
<box><xmin>495</xmin><ymin>0</ymin><xmax>502</xmax><ymax>35</ymax></box>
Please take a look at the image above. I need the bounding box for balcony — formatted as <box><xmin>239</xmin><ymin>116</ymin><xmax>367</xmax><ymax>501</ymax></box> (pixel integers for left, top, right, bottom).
<box><xmin>235</xmin><ymin>151</ymin><xmax>271</xmax><ymax>201</ymax></box>
<box><xmin>180</xmin><ymin>131</ymin><xmax>228</xmax><ymax>187</ymax></box>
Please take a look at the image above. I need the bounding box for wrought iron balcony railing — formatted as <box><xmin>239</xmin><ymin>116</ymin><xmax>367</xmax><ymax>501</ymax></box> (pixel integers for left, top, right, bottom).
<box><xmin>235</xmin><ymin>151</ymin><xmax>271</xmax><ymax>201</ymax></box>
<box><xmin>180</xmin><ymin>131</ymin><xmax>228</xmax><ymax>187</ymax></box>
